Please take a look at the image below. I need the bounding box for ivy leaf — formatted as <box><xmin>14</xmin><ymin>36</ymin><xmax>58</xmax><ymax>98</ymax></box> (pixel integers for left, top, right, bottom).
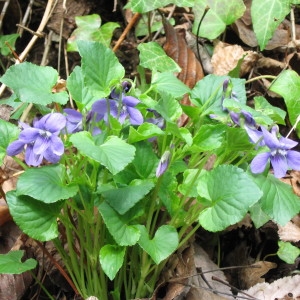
<box><xmin>137</xmin><ymin>225</ymin><xmax>178</xmax><ymax>264</ymax></box>
<box><xmin>6</xmin><ymin>191</ymin><xmax>62</xmax><ymax>241</ymax></box>
<box><xmin>197</xmin><ymin>165</ymin><xmax>262</xmax><ymax>232</ymax></box>
<box><xmin>77</xmin><ymin>41</ymin><xmax>125</xmax><ymax>99</ymax></box>
<box><xmin>252</xmin><ymin>174</ymin><xmax>300</xmax><ymax>225</ymax></box>
<box><xmin>193</xmin><ymin>0</ymin><xmax>246</xmax><ymax>39</ymax></box>
<box><xmin>16</xmin><ymin>165</ymin><xmax>78</xmax><ymax>203</ymax></box>
<box><xmin>99</xmin><ymin>245</ymin><xmax>125</xmax><ymax>280</ymax></box>
<box><xmin>67</xmin><ymin>14</ymin><xmax>119</xmax><ymax>51</ymax></box>
<box><xmin>269</xmin><ymin>70</ymin><xmax>300</xmax><ymax>136</ymax></box>
<box><xmin>70</xmin><ymin>132</ymin><xmax>136</xmax><ymax>175</ymax></box>
<box><xmin>97</xmin><ymin>201</ymin><xmax>140</xmax><ymax>246</ymax></box>
<box><xmin>138</xmin><ymin>42</ymin><xmax>181</xmax><ymax>73</ymax></box>
<box><xmin>0</xmin><ymin>62</ymin><xmax>68</xmax><ymax>105</ymax></box>
<box><xmin>0</xmin><ymin>119</ymin><xmax>19</xmax><ymax>165</ymax></box>
<box><xmin>251</xmin><ymin>0</ymin><xmax>290</xmax><ymax>50</ymax></box>
<box><xmin>101</xmin><ymin>180</ymin><xmax>154</xmax><ymax>215</ymax></box>
<box><xmin>0</xmin><ymin>251</ymin><xmax>37</xmax><ymax>274</ymax></box>
<box><xmin>126</xmin><ymin>0</ymin><xmax>194</xmax><ymax>13</ymax></box>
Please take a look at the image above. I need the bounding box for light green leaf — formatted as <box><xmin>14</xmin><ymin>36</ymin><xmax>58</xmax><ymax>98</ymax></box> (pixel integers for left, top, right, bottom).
<box><xmin>77</xmin><ymin>41</ymin><xmax>125</xmax><ymax>99</ymax></box>
<box><xmin>66</xmin><ymin>66</ymin><xmax>98</xmax><ymax>110</ymax></box>
<box><xmin>152</xmin><ymin>72</ymin><xmax>190</xmax><ymax>98</ymax></box>
<box><xmin>0</xmin><ymin>251</ymin><xmax>37</xmax><ymax>274</ymax></box>
<box><xmin>99</xmin><ymin>245</ymin><xmax>125</xmax><ymax>280</ymax></box>
<box><xmin>97</xmin><ymin>201</ymin><xmax>140</xmax><ymax>246</ymax></box>
<box><xmin>193</xmin><ymin>0</ymin><xmax>245</xmax><ymax>39</ymax></box>
<box><xmin>70</xmin><ymin>132</ymin><xmax>136</xmax><ymax>175</ymax></box>
<box><xmin>251</xmin><ymin>0</ymin><xmax>290</xmax><ymax>50</ymax></box>
<box><xmin>155</xmin><ymin>92</ymin><xmax>182</xmax><ymax>122</ymax></box>
<box><xmin>138</xmin><ymin>42</ymin><xmax>181</xmax><ymax>73</ymax></box>
<box><xmin>128</xmin><ymin>122</ymin><xmax>165</xmax><ymax>143</ymax></box>
<box><xmin>0</xmin><ymin>119</ymin><xmax>19</xmax><ymax>165</ymax></box>
<box><xmin>16</xmin><ymin>165</ymin><xmax>78</xmax><ymax>203</ymax></box>
<box><xmin>0</xmin><ymin>62</ymin><xmax>68</xmax><ymax>105</ymax></box>
<box><xmin>6</xmin><ymin>191</ymin><xmax>62</xmax><ymax>241</ymax></box>
<box><xmin>197</xmin><ymin>165</ymin><xmax>262</xmax><ymax>232</ymax></box>
<box><xmin>67</xmin><ymin>14</ymin><xmax>119</xmax><ymax>51</ymax></box>
<box><xmin>178</xmin><ymin>169</ymin><xmax>200</xmax><ymax>197</ymax></box>
<box><xmin>277</xmin><ymin>241</ymin><xmax>300</xmax><ymax>264</ymax></box>
<box><xmin>101</xmin><ymin>180</ymin><xmax>154</xmax><ymax>215</ymax></box>
<box><xmin>254</xmin><ymin>96</ymin><xmax>286</xmax><ymax>125</ymax></box>
<box><xmin>269</xmin><ymin>70</ymin><xmax>300</xmax><ymax>136</ymax></box>
<box><xmin>0</xmin><ymin>34</ymin><xmax>19</xmax><ymax>56</ymax></box>
<box><xmin>252</xmin><ymin>174</ymin><xmax>300</xmax><ymax>225</ymax></box>
<box><xmin>126</xmin><ymin>0</ymin><xmax>194</xmax><ymax>13</ymax></box>
<box><xmin>192</xmin><ymin>124</ymin><xmax>226</xmax><ymax>152</ymax></box>
<box><xmin>249</xmin><ymin>202</ymin><xmax>270</xmax><ymax>228</ymax></box>
<box><xmin>190</xmin><ymin>75</ymin><xmax>246</xmax><ymax>115</ymax></box>
<box><xmin>137</xmin><ymin>225</ymin><xmax>178</xmax><ymax>264</ymax></box>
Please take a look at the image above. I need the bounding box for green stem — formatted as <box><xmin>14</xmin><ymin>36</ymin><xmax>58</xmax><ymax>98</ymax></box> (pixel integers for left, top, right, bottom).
<box><xmin>245</xmin><ymin>75</ymin><xmax>276</xmax><ymax>84</ymax></box>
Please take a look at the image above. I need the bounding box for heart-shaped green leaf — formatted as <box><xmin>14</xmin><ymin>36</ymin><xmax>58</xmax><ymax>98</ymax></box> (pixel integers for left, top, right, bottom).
<box><xmin>70</xmin><ymin>132</ymin><xmax>136</xmax><ymax>175</ymax></box>
<box><xmin>6</xmin><ymin>191</ymin><xmax>63</xmax><ymax>241</ymax></box>
<box><xmin>16</xmin><ymin>165</ymin><xmax>78</xmax><ymax>203</ymax></box>
<box><xmin>0</xmin><ymin>251</ymin><xmax>37</xmax><ymax>274</ymax></box>
<box><xmin>99</xmin><ymin>245</ymin><xmax>125</xmax><ymax>280</ymax></box>
<box><xmin>137</xmin><ymin>225</ymin><xmax>178</xmax><ymax>264</ymax></box>
<box><xmin>197</xmin><ymin>165</ymin><xmax>262</xmax><ymax>232</ymax></box>
<box><xmin>0</xmin><ymin>62</ymin><xmax>68</xmax><ymax>105</ymax></box>
<box><xmin>97</xmin><ymin>201</ymin><xmax>140</xmax><ymax>246</ymax></box>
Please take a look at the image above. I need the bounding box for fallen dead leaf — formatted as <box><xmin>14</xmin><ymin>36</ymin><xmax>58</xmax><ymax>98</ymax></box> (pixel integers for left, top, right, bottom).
<box><xmin>239</xmin><ymin>261</ymin><xmax>277</xmax><ymax>290</ymax></box>
<box><xmin>237</xmin><ymin>275</ymin><xmax>300</xmax><ymax>299</ymax></box>
<box><xmin>211</xmin><ymin>41</ymin><xmax>259</xmax><ymax>76</ymax></box>
<box><xmin>278</xmin><ymin>221</ymin><xmax>300</xmax><ymax>242</ymax></box>
<box><xmin>162</xmin><ymin>18</ymin><xmax>204</xmax><ymax>126</ymax></box>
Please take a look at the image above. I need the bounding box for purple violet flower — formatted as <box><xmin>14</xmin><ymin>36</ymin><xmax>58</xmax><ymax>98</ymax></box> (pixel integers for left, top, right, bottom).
<box><xmin>91</xmin><ymin>95</ymin><xmax>143</xmax><ymax>126</ymax></box>
<box><xmin>250</xmin><ymin>126</ymin><xmax>300</xmax><ymax>178</ymax></box>
<box><xmin>64</xmin><ymin>108</ymin><xmax>83</xmax><ymax>133</ymax></box>
<box><xmin>156</xmin><ymin>151</ymin><xmax>171</xmax><ymax>177</ymax></box>
<box><xmin>7</xmin><ymin>113</ymin><xmax>66</xmax><ymax>166</ymax></box>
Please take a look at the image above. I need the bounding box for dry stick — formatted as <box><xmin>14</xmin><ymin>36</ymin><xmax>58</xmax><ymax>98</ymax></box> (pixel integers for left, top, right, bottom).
<box><xmin>0</xmin><ymin>0</ymin><xmax>56</xmax><ymax>97</ymax></box>
<box><xmin>0</xmin><ymin>0</ymin><xmax>11</xmax><ymax>32</ymax></box>
<box><xmin>35</xmin><ymin>240</ymin><xmax>80</xmax><ymax>295</ymax></box>
<box><xmin>112</xmin><ymin>12</ymin><xmax>141</xmax><ymax>52</ymax></box>
<box><xmin>18</xmin><ymin>0</ymin><xmax>35</xmax><ymax>36</ymax></box>
<box><xmin>211</xmin><ymin>276</ymin><xmax>258</xmax><ymax>299</ymax></box>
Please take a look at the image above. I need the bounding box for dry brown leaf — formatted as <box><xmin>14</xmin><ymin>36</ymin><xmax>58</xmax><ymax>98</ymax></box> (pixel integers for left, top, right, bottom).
<box><xmin>237</xmin><ymin>275</ymin><xmax>300</xmax><ymax>299</ymax></box>
<box><xmin>278</xmin><ymin>221</ymin><xmax>300</xmax><ymax>242</ymax></box>
<box><xmin>239</xmin><ymin>261</ymin><xmax>277</xmax><ymax>290</ymax></box>
<box><xmin>211</xmin><ymin>41</ymin><xmax>259</xmax><ymax>76</ymax></box>
<box><xmin>162</xmin><ymin>18</ymin><xmax>204</xmax><ymax>126</ymax></box>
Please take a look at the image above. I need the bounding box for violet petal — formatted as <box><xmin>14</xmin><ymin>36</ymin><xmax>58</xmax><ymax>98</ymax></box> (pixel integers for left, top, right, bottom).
<box><xmin>250</xmin><ymin>152</ymin><xmax>270</xmax><ymax>174</ymax></box>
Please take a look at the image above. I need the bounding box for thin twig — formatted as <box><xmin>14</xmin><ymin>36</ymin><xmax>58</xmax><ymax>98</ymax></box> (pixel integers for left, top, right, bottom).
<box><xmin>35</xmin><ymin>240</ymin><xmax>80</xmax><ymax>295</ymax></box>
<box><xmin>112</xmin><ymin>12</ymin><xmax>141</xmax><ymax>52</ymax></box>
<box><xmin>0</xmin><ymin>0</ymin><xmax>11</xmax><ymax>32</ymax></box>
<box><xmin>0</xmin><ymin>0</ymin><xmax>56</xmax><ymax>97</ymax></box>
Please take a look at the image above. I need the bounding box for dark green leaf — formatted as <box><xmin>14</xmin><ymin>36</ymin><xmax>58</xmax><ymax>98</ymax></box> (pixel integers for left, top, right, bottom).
<box><xmin>6</xmin><ymin>191</ymin><xmax>62</xmax><ymax>241</ymax></box>
<box><xmin>101</xmin><ymin>180</ymin><xmax>154</xmax><ymax>215</ymax></box>
<box><xmin>97</xmin><ymin>201</ymin><xmax>140</xmax><ymax>246</ymax></box>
